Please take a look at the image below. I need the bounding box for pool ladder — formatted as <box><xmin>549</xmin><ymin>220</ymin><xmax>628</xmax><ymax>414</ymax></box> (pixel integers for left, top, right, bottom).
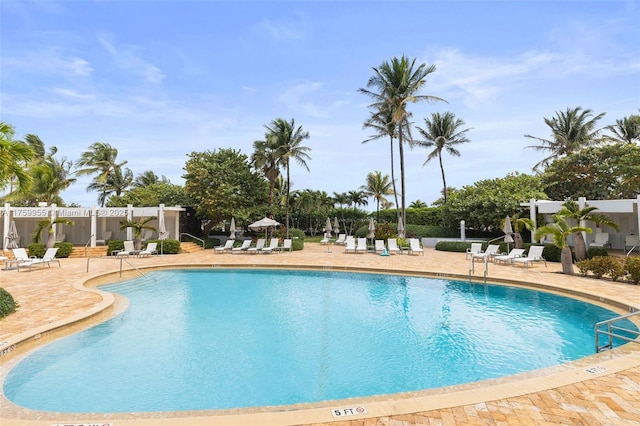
<box><xmin>595</xmin><ymin>310</ymin><xmax>640</xmax><ymax>352</ymax></box>
<box><xmin>468</xmin><ymin>253</ymin><xmax>488</xmax><ymax>284</ymax></box>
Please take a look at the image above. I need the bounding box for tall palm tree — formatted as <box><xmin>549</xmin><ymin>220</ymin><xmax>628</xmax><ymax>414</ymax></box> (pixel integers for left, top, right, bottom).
<box><xmin>409</xmin><ymin>200</ymin><xmax>428</xmax><ymax>209</ymax></box>
<box><xmin>507</xmin><ymin>213</ymin><xmax>534</xmax><ymax>249</ymax></box>
<box><xmin>347</xmin><ymin>190</ymin><xmax>368</xmax><ymax>235</ymax></box>
<box><xmin>26</xmin><ymin>148</ymin><xmax>76</xmax><ymax>205</ymax></box>
<box><xmin>251</xmin><ymin>133</ymin><xmax>281</xmax><ymax>216</ymax></box>
<box><xmin>416</xmin><ymin>112</ymin><xmax>471</xmax><ymax>204</ymax></box>
<box><xmin>360</xmin><ymin>171</ymin><xmax>394</xmax><ymax>221</ymax></box>
<box><xmin>604</xmin><ymin>112</ymin><xmax>640</xmax><ymax>144</ymax></box>
<box><xmin>360</xmin><ymin>55</ymin><xmax>445</xmax><ymax>233</ymax></box>
<box><xmin>555</xmin><ymin>199</ymin><xmax>620</xmax><ymax>261</ymax></box>
<box><xmin>534</xmin><ymin>215</ymin><xmax>591</xmax><ymax>275</ymax></box>
<box><xmin>525</xmin><ymin>106</ymin><xmax>605</xmax><ymax>171</ymax></box>
<box><xmin>76</xmin><ymin>142</ymin><xmax>127</xmax><ymax>206</ymax></box>
<box><xmin>0</xmin><ymin>121</ymin><xmax>34</xmax><ymax>193</ymax></box>
<box><xmin>133</xmin><ymin>170</ymin><xmax>169</xmax><ymax>188</ymax></box>
<box><xmin>264</xmin><ymin>118</ymin><xmax>311</xmax><ymax>238</ymax></box>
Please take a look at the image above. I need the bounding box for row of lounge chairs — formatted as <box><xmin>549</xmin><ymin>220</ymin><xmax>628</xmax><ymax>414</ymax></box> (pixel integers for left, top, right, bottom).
<box><xmin>3</xmin><ymin>247</ymin><xmax>61</xmax><ymax>272</ymax></box>
<box><xmin>467</xmin><ymin>243</ymin><xmax>546</xmax><ymax>267</ymax></box>
<box><xmin>115</xmin><ymin>241</ymin><xmax>157</xmax><ymax>257</ymax></box>
<box><xmin>343</xmin><ymin>237</ymin><xmax>424</xmax><ymax>255</ymax></box>
<box><xmin>214</xmin><ymin>238</ymin><xmax>292</xmax><ymax>254</ymax></box>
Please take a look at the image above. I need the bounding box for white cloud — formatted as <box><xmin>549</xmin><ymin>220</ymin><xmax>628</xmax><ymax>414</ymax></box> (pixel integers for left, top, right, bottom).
<box><xmin>98</xmin><ymin>37</ymin><xmax>164</xmax><ymax>83</ymax></box>
<box><xmin>4</xmin><ymin>48</ymin><xmax>93</xmax><ymax>77</ymax></box>
<box><xmin>257</xmin><ymin>17</ymin><xmax>305</xmax><ymax>42</ymax></box>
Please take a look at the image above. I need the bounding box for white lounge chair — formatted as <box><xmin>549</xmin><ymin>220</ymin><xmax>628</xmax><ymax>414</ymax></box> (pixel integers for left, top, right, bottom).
<box><xmin>232</xmin><ymin>240</ymin><xmax>252</xmax><ymax>254</ymax></box>
<box><xmin>512</xmin><ymin>246</ymin><xmax>546</xmax><ymax>267</ymax></box>
<box><xmin>375</xmin><ymin>240</ymin><xmax>386</xmax><ymax>253</ymax></box>
<box><xmin>408</xmin><ymin>238</ymin><xmax>424</xmax><ymax>256</ymax></box>
<box><xmin>387</xmin><ymin>238</ymin><xmax>402</xmax><ymax>254</ymax></box>
<box><xmin>494</xmin><ymin>248</ymin><xmax>526</xmax><ymax>265</ymax></box>
<box><xmin>320</xmin><ymin>233</ymin><xmax>331</xmax><ymax>244</ymax></box>
<box><xmin>471</xmin><ymin>244</ymin><xmax>500</xmax><ymax>262</ymax></box>
<box><xmin>247</xmin><ymin>238</ymin><xmax>266</xmax><ymax>254</ymax></box>
<box><xmin>214</xmin><ymin>239</ymin><xmax>234</xmax><ymax>253</ymax></box>
<box><xmin>277</xmin><ymin>238</ymin><xmax>292</xmax><ymax>252</ymax></box>
<box><xmin>116</xmin><ymin>241</ymin><xmax>135</xmax><ymax>257</ymax></box>
<box><xmin>138</xmin><ymin>242</ymin><xmax>157</xmax><ymax>257</ymax></box>
<box><xmin>18</xmin><ymin>248</ymin><xmax>60</xmax><ymax>271</ymax></box>
<box><xmin>590</xmin><ymin>232</ymin><xmax>610</xmax><ymax>248</ymax></box>
<box><xmin>96</xmin><ymin>230</ymin><xmax>112</xmax><ymax>246</ymax></box>
<box><xmin>261</xmin><ymin>238</ymin><xmax>280</xmax><ymax>253</ymax></box>
<box><xmin>344</xmin><ymin>236</ymin><xmax>356</xmax><ymax>253</ymax></box>
<box><xmin>355</xmin><ymin>237</ymin><xmax>368</xmax><ymax>253</ymax></box>
<box><xmin>465</xmin><ymin>242</ymin><xmax>483</xmax><ymax>259</ymax></box>
<box><xmin>334</xmin><ymin>234</ymin><xmax>346</xmax><ymax>245</ymax></box>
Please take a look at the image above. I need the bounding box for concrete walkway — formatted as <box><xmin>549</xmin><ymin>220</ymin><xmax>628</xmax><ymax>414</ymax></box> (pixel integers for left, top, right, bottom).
<box><xmin>1</xmin><ymin>244</ymin><xmax>639</xmax><ymax>425</ymax></box>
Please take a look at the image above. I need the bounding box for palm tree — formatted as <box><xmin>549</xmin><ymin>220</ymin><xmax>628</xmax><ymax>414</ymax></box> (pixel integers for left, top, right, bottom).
<box><xmin>360</xmin><ymin>171</ymin><xmax>394</xmax><ymax>221</ymax></box>
<box><xmin>409</xmin><ymin>200</ymin><xmax>428</xmax><ymax>209</ymax></box>
<box><xmin>32</xmin><ymin>217</ymin><xmax>74</xmax><ymax>248</ymax></box>
<box><xmin>27</xmin><ymin>149</ymin><xmax>76</xmax><ymax>205</ymax></box>
<box><xmin>347</xmin><ymin>190</ymin><xmax>368</xmax><ymax>235</ymax></box>
<box><xmin>0</xmin><ymin>121</ymin><xmax>34</xmax><ymax>193</ymax></box>
<box><xmin>525</xmin><ymin>106</ymin><xmax>605</xmax><ymax>171</ymax></box>
<box><xmin>119</xmin><ymin>216</ymin><xmax>157</xmax><ymax>250</ymax></box>
<box><xmin>76</xmin><ymin>142</ymin><xmax>127</xmax><ymax>206</ymax></box>
<box><xmin>251</xmin><ymin>133</ymin><xmax>281</xmax><ymax>216</ymax></box>
<box><xmin>416</xmin><ymin>112</ymin><xmax>471</xmax><ymax>204</ymax></box>
<box><xmin>264</xmin><ymin>118</ymin><xmax>311</xmax><ymax>238</ymax></box>
<box><xmin>534</xmin><ymin>215</ymin><xmax>591</xmax><ymax>275</ymax></box>
<box><xmin>133</xmin><ymin>170</ymin><xmax>169</xmax><ymax>188</ymax></box>
<box><xmin>360</xmin><ymin>55</ymin><xmax>445</xmax><ymax>232</ymax></box>
<box><xmin>507</xmin><ymin>213</ymin><xmax>534</xmax><ymax>249</ymax></box>
<box><xmin>604</xmin><ymin>112</ymin><xmax>640</xmax><ymax>144</ymax></box>
<box><xmin>555</xmin><ymin>199</ymin><xmax>620</xmax><ymax>261</ymax></box>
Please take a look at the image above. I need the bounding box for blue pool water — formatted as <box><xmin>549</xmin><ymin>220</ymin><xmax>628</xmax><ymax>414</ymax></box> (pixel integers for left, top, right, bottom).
<box><xmin>4</xmin><ymin>269</ymin><xmax>636</xmax><ymax>413</ymax></box>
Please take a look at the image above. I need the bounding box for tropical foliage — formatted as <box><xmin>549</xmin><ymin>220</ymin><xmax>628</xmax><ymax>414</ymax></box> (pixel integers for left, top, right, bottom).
<box><xmin>119</xmin><ymin>216</ymin><xmax>157</xmax><ymax>250</ymax></box>
<box><xmin>0</xmin><ymin>121</ymin><xmax>34</xmax><ymax>194</ymax></box>
<box><xmin>32</xmin><ymin>217</ymin><xmax>74</xmax><ymax>248</ymax></box>
<box><xmin>360</xmin><ymin>171</ymin><xmax>394</xmax><ymax>221</ymax></box>
<box><xmin>76</xmin><ymin>142</ymin><xmax>131</xmax><ymax>206</ymax></box>
<box><xmin>534</xmin><ymin>216</ymin><xmax>591</xmax><ymax>275</ymax></box>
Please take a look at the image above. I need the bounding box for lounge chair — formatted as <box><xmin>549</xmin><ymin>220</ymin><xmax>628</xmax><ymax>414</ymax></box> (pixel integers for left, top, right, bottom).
<box><xmin>17</xmin><ymin>248</ymin><xmax>60</xmax><ymax>271</ymax></box>
<box><xmin>116</xmin><ymin>241</ymin><xmax>135</xmax><ymax>257</ymax></box>
<box><xmin>214</xmin><ymin>239</ymin><xmax>234</xmax><ymax>253</ymax></box>
<box><xmin>247</xmin><ymin>238</ymin><xmax>266</xmax><ymax>254</ymax></box>
<box><xmin>471</xmin><ymin>244</ymin><xmax>500</xmax><ymax>262</ymax></box>
<box><xmin>387</xmin><ymin>238</ymin><xmax>402</xmax><ymax>254</ymax></box>
<box><xmin>320</xmin><ymin>233</ymin><xmax>331</xmax><ymax>244</ymax></box>
<box><xmin>465</xmin><ymin>242</ymin><xmax>483</xmax><ymax>259</ymax></box>
<box><xmin>375</xmin><ymin>240</ymin><xmax>386</xmax><ymax>253</ymax></box>
<box><xmin>344</xmin><ymin>236</ymin><xmax>356</xmax><ymax>253</ymax></box>
<box><xmin>590</xmin><ymin>232</ymin><xmax>610</xmax><ymax>248</ymax></box>
<box><xmin>96</xmin><ymin>231</ymin><xmax>112</xmax><ymax>246</ymax></box>
<box><xmin>494</xmin><ymin>248</ymin><xmax>526</xmax><ymax>265</ymax></box>
<box><xmin>512</xmin><ymin>246</ymin><xmax>546</xmax><ymax>267</ymax></box>
<box><xmin>408</xmin><ymin>238</ymin><xmax>424</xmax><ymax>256</ymax></box>
<box><xmin>138</xmin><ymin>242</ymin><xmax>157</xmax><ymax>257</ymax></box>
<box><xmin>625</xmin><ymin>235</ymin><xmax>639</xmax><ymax>252</ymax></box>
<box><xmin>355</xmin><ymin>238</ymin><xmax>368</xmax><ymax>253</ymax></box>
<box><xmin>232</xmin><ymin>240</ymin><xmax>252</xmax><ymax>254</ymax></box>
<box><xmin>12</xmin><ymin>248</ymin><xmax>32</xmax><ymax>262</ymax></box>
<box><xmin>277</xmin><ymin>238</ymin><xmax>292</xmax><ymax>252</ymax></box>
<box><xmin>261</xmin><ymin>238</ymin><xmax>280</xmax><ymax>253</ymax></box>
<box><xmin>335</xmin><ymin>234</ymin><xmax>346</xmax><ymax>245</ymax></box>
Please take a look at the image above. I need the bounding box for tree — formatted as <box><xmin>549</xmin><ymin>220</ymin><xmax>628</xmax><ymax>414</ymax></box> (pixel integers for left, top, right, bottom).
<box><xmin>409</xmin><ymin>200</ymin><xmax>428</xmax><ymax>209</ymax></box>
<box><xmin>183</xmin><ymin>148</ymin><xmax>269</xmax><ymax>236</ymax></box>
<box><xmin>133</xmin><ymin>170</ymin><xmax>170</xmax><ymax>188</ymax></box>
<box><xmin>264</xmin><ymin>118</ymin><xmax>311</xmax><ymax>238</ymax></box>
<box><xmin>32</xmin><ymin>217</ymin><xmax>74</xmax><ymax>248</ymax></box>
<box><xmin>534</xmin><ymin>216</ymin><xmax>591</xmax><ymax>275</ymax></box>
<box><xmin>119</xmin><ymin>216</ymin><xmax>156</xmax><ymax>250</ymax></box>
<box><xmin>541</xmin><ymin>143</ymin><xmax>640</xmax><ymax>200</ymax></box>
<box><xmin>251</xmin><ymin>133</ymin><xmax>281</xmax><ymax>216</ymax></box>
<box><xmin>0</xmin><ymin>121</ymin><xmax>34</xmax><ymax>194</ymax></box>
<box><xmin>525</xmin><ymin>106</ymin><xmax>605</xmax><ymax>171</ymax></box>
<box><xmin>107</xmin><ymin>182</ymin><xmax>191</xmax><ymax>207</ymax></box>
<box><xmin>416</xmin><ymin>112</ymin><xmax>471</xmax><ymax>203</ymax></box>
<box><xmin>346</xmin><ymin>190</ymin><xmax>368</xmax><ymax>235</ymax></box>
<box><xmin>507</xmin><ymin>213</ymin><xmax>534</xmax><ymax>249</ymax></box>
<box><xmin>360</xmin><ymin>171</ymin><xmax>394</xmax><ymax>221</ymax></box>
<box><xmin>604</xmin><ymin>112</ymin><xmax>640</xmax><ymax>144</ymax></box>
<box><xmin>360</xmin><ymin>55</ymin><xmax>445</xmax><ymax>235</ymax></box>
<box><xmin>76</xmin><ymin>142</ymin><xmax>127</xmax><ymax>206</ymax></box>
<box><xmin>555</xmin><ymin>199</ymin><xmax>620</xmax><ymax>261</ymax></box>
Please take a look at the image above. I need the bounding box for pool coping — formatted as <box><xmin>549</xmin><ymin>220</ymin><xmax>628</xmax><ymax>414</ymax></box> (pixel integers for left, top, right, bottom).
<box><xmin>1</xmin><ymin>255</ymin><xmax>640</xmax><ymax>425</ymax></box>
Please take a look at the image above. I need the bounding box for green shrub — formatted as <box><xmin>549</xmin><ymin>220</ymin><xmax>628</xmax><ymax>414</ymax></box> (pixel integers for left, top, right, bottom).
<box><xmin>435</xmin><ymin>241</ymin><xmax>471</xmax><ymax>253</ymax></box>
<box><xmin>0</xmin><ymin>288</ymin><xmax>18</xmax><ymax>319</ymax></box>
<box><xmin>27</xmin><ymin>243</ymin><xmax>45</xmax><ymax>258</ymax></box>
<box><xmin>54</xmin><ymin>242</ymin><xmax>72</xmax><ymax>257</ymax></box>
<box><xmin>288</xmin><ymin>228</ymin><xmax>305</xmax><ymax>241</ymax></box>
<box><xmin>588</xmin><ymin>256</ymin><xmax>611</xmax><ymax>279</ymax></box>
<box><xmin>625</xmin><ymin>257</ymin><xmax>640</xmax><ymax>284</ymax></box>
<box><xmin>587</xmin><ymin>247</ymin><xmax>609</xmax><ymax>259</ymax></box>
<box><xmin>108</xmin><ymin>239</ymin><xmax>180</xmax><ymax>255</ymax></box>
<box><xmin>576</xmin><ymin>259</ymin><xmax>592</xmax><ymax>276</ymax></box>
<box><xmin>607</xmin><ymin>258</ymin><xmax>626</xmax><ymax>281</ymax></box>
<box><xmin>291</xmin><ymin>238</ymin><xmax>304</xmax><ymax>251</ymax></box>
<box><xmin>536</xmin><ymin>244</ymin><xmax>564</xmax><ymax>263</ymax></box>
<box><xmin>25</xmin><ymin>242</ymin><xmax>71</xmax><ymax>258</ymax></box>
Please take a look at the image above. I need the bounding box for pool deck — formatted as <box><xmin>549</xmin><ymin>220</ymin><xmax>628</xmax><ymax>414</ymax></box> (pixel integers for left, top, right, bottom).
<box><xmin>1</xmin><ymin>243</ymin><xmax>639</xmax><ymax>425</ymax></box>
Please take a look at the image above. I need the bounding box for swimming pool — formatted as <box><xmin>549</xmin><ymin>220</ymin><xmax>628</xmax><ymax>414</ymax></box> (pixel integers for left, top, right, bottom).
<box><xmin>4</xmin><ymin>269</ymin><xmax>636</xmax><ymax>413</ymax></box>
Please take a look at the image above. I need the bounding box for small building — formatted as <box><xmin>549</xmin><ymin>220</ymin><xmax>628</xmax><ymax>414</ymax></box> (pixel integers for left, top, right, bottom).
<box><xmin>523</xmin><ymin>195</ymin><xmax>640</xmax><ymax>252</ymax></box>
<box><xmin>1</xmin><ymin>203</ymin><xmax>184</xmax><ymax>249</ymax></box>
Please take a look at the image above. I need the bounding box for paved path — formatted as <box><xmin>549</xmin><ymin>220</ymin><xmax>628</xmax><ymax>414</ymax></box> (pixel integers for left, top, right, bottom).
<box><xmin>1</xmin><ymin>244</ymin><xmax>639</xmax><ymax>425</ymax></box>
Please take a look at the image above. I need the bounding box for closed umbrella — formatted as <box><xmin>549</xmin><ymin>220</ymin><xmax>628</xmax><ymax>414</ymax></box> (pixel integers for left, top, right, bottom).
<box><xmin>397</xmin><ymin>218</ymin><xmax>405</xmax><ymax>239</ymax></box>
<box><xmin>367</xmin><ymin>217</ymin><xmax>375</xmax><ymax>241</ymax></box>
<box><xmin>158</xmin><ymin>207</ymin><xmax>169</xmax><ymax>255</ymax></box>
<box><xmin>503</xmin><ymin>216</ymin><xmax>514</xmax><ymax>251</ymax></box>
<box><xmin>229</xmin><ymin>217</ymin><xmax>236</xmax><ymax>240</ymax></box>
<box><xmin>324</xmin><ymin>217</ymin><xmax>333</xmax><ymax>238</ymax></box>
<box><xmin>333</xmin><ymin>217</ymin><xmax>340</xmax><ymax>235</ymax></box>
<box><xmin>6</xmin><ymin>220</ymin><xmax>19</xmax><ymax>249</ymax></box>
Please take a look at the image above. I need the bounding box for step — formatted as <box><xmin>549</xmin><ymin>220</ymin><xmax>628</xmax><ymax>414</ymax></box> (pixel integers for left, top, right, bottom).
<box><xmin>180</xmin><ymin>242</ymin><xmax>205</xmax><ymax>253</ymax></box>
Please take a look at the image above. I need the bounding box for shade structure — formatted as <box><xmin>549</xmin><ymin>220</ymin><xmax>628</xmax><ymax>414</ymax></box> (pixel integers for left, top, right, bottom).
<box><xmin>367</xmin><ymin>217</ymin><xmax>375</xmax><ymax>240</ymax></box>
<box><xmin>6</xmin><ymin>220</ymin><xmax>19</xmax><ymax>249</ymax></box>
<box><xmin>324</xmin><ymin>217</ymin><xmax>333</xmax><ymax>237</ymax></box>
<box><xmin>503</xmin><ymin>216</ymin><xmax>514</xmax><ymax>250</ymax></box>
<box><xmin>249</xmin><ymin>217</ymin><xmax>280</xmax><ymax>238</ymax></box>
<box><xmin>333</xmin><ymin>217</ymin><xmax>340</xmax><ymax>235</ymax></box>
<box><xmin>158</xmin><ymin>207</ymin><xmax>168</xmax><ymax>255</ymax></box>
<box><xmin>397</xmin><ymin>218</ymin><xmax>405</xmax><ymax>238</ymax></box>
<box><xmin>229</xmin><ymin>217</ymin><xmax>236</xmax><ymax>240</ymax></box>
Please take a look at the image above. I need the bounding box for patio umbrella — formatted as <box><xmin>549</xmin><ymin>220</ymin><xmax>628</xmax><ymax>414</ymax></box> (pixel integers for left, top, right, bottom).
<box><xmin>503</xmin><ymin>216</ymin><xmax>514</xmax><ymax>251</ymax></box>
<box><xmin>324</xmin><ymin>217</ymin><xmax>333</xmax><ymax>238</ymax></box>
<box><xmin>248</xmin><ymin>217</ymin><xmax>280</xmax><ymax>239</ymax></box>
<box><xmin>158</xmin><ymin>206</ymin><xmax>169</xmax><ymax>255</ymax></box>
<box><xmin>367</xmin><ymin>217</ymin><xmax>375</xmax><ymax>241</ymax></box>
<box><xmin>6</xmin><ymin>220</ymin><xmax>19</xmax><ymax>249</ymax></box>
<box><xmin>333</xmin><ymin>217</ymin><xmax>340</xmax><ymax>235</ymax></box>
<box><xmin>229</xmin><ymin>217</ymin><xmax>237</xmax><ymax>240</ymax></box>
<box><xmin>397</xmin><ymin>218</ymin><xmax>405</xmax><ymax>239</ymax></box>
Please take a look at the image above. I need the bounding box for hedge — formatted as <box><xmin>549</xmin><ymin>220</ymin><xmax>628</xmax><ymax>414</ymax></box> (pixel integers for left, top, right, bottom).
<box><xmin>26</xmin><ymin>242</ymin><xmax>72</xmax><ymax>258</ymax></box>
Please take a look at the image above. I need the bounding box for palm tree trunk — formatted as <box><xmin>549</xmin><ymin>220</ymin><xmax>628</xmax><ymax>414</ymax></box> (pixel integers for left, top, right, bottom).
<box><xmin>561</xmin><ymin>247</ymin><xmax>574</xmax><ymax>274</ymax></box>
<box><xmin>285</xmin><ymin>163</ymin><xmax>290</xmax><ymax>238</ymax></box>
<box><xmin>398</xmin><ymin>122</ymin><xmax>406</xmax><ymax>235</ymax></box>
<box><xmin>439</xmin><ymin>153</ymin><xmax>447</xmax><ymax>204</ymax></box>
<box><xmin>574</xmin><ymin>233</ymin><xmax>588</xmax><ymax>261</ymax></box>
<box><xmin>389</xmin><ymin>136</ymin><xmax>400</xmax><ymax>220</ymax></box>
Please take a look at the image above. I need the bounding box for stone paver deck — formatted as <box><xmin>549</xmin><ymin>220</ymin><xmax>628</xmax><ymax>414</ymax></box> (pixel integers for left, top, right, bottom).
<box><xmin>1</xmin><ymin>244</ymin><xmax>639</xmax><ymax>425</ymax></box>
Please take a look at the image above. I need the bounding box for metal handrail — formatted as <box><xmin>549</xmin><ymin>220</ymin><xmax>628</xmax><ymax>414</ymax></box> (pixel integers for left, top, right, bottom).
<box><xmin>180</xmin><ymin>233</ymin><xmax>205</xmax><ymax>249</ymax></box>
<box><xmin>627</xmin><ymin>241</ymin><xmax>640</xmax><ymax>257</ymax></box>
<box><xmin>595</xmin><ymin>310</ymin><xmax>640</xmax><ymax>352</ymax></box>
<box><xmin>86</xmin><ymin>255</ymin><xmax>147</xmax><ymax>278</ymax></box>
<box><xmin>84</xmin><ymin>234</ymin><xmax>94</xmax><ymax>256</ymax></box>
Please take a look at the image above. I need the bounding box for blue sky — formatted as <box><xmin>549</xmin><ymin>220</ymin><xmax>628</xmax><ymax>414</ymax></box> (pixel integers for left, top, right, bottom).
<box><xmin>1</xmin><ymin>0</ymin><xmax>639</xmax><ymax>208</ymax></box>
